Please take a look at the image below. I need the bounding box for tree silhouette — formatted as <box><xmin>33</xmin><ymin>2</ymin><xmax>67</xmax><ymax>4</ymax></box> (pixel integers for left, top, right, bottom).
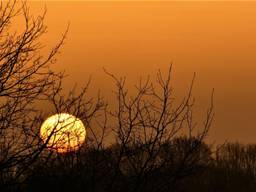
<box><xmin>0</xmin><ymin>1</ymin><xmax>105</xmax><ymax>190</ymax></box>
<box><xmin>102</xmin><ymin>66</ymin><xmax>214</xmax><ymax>192</ymax></box>
<box><xmin>0</xmin><ymin>0</ymin><xmax>64</xmax><ymax>187</ymax></box>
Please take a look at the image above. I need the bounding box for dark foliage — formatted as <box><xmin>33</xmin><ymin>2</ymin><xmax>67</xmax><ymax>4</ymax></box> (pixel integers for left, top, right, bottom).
<box><xmin>21</xmin><ymin>142</ymin><xmax>256</xmax><ymax>192</ymax></box>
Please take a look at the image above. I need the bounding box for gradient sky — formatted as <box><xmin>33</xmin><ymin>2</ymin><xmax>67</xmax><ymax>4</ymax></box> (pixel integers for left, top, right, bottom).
<box><xmin>29</xmin><ymin>0</ymin><xmax>245</xmax><ymax>1</ymax></box>
<box><xmin>25</xmin><ymin>1</ymin><xmax>256</xmax><ymax>144</ymax></box>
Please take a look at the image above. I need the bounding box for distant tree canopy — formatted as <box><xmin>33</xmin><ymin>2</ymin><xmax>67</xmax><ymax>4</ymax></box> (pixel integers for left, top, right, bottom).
<box><xmin>24</xmin><ymin>141</ymin><xmax>256</xmax><ymax>192</ymax></box>
<box><xmin>7</xmin><ymin>2</ymin><xmax>256</xmax><ymax>192</ymax></box>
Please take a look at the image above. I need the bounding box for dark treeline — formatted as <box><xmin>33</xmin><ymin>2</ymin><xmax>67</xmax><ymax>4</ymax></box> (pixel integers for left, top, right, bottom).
<box><xmin>6</xmin><ymin>140</ymin><xmax>256</xmax><ymax>192</ymax></box>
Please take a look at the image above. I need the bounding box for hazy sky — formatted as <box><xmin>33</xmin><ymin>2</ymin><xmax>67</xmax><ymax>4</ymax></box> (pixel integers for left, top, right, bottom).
<box><xmin>27</xmin><ymin>0</ymin><xmax>256</xmax><ymax>1</ymax></box>
<box><xmin>25</xmin><ymin>1</ymin><xmax>256</xmax><ymax>144</ymax></box>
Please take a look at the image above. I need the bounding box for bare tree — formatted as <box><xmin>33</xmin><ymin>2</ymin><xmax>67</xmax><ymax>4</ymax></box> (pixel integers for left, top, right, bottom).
<box><xmin>0</xmin><ymin>0</ymin><xmax>65</xmax><ymax>187</ymax></box>
<box><xmin>103</xmin><ymin>65</ymin><xmax>214</xmax><ymax>192</ymax></box>
<box><xmin>0</xmin><ymin>1</ymin><xmax>106</xmax><ymax>190</ymax></box>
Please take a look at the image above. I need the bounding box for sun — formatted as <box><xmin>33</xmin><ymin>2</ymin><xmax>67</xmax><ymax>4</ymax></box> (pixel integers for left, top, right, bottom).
<box><xmin>40</xmin><ymin>113</ymin><xmax>86</xmax><ymax>153</ymax></box>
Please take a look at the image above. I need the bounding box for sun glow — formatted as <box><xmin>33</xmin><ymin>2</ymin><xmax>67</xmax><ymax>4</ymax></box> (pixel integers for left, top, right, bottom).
<box><xmin>40</xmin><ymin>113</ymin><xmax>86</xmax><ymax>153</ymax></box>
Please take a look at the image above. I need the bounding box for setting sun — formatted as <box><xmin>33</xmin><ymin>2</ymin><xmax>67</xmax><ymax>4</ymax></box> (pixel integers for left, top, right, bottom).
<box><xmin>40</xmin><ymin>113</ymin><xmax>86</xmax><ymax>153</ymax></box>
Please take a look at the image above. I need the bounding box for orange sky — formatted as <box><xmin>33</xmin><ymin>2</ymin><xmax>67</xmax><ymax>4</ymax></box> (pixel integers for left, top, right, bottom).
<box><xmin>26</xmin><ymin>1</ymin><xmax>256</xmax><ymax>144</ymax></box>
